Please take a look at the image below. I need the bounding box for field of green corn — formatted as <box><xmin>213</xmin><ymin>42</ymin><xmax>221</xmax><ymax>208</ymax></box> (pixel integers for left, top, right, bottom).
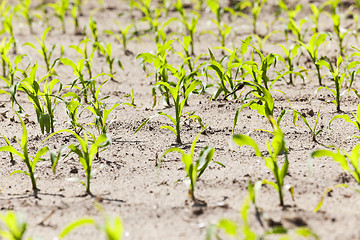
<box><xmin>1</xmin><ymin>0</ymin><xmax>360</xmax><ymax>239</ymax></box>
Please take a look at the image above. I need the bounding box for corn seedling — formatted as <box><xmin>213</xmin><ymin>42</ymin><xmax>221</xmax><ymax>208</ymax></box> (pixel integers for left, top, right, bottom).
<box><xmin>69</xmin><ymin>37</ymin><xmax>95</xmax><ymax>79</ymax></box>
<box><xmin>237</xmin><ymin>0</ymin><xmax>267</xmax><ymax>34</ymax></box>
<box><xmin>203</xmin><ymin>48</ymin><xmax>245</xmax><ymax>100</ymax></box>
<box><xmin>298</xmin><ymin>32</ymin><xmax>328</xmax><ymax>86</ymax></box>
<box><xmin>137</xmin><ymin>40</ymin><xmax>174</xmax><ymax>107</ymax></box>
<box><xmin>0</xmin><ymin>113</ymin><xmax>50</xmax><ymax>197</ymax></box>
<box><xmin>88</xmin><ymin>17</ymin><xmax>100</xmax><ymax>49</ymax></box>
<box><xmin>204</xmin><ymin>0</ymin><xmax>231</xmax><ymax>49</ymax></box>
<box><xmin>60</xmin><ymin>202</ymin><xmax>123</xmax><ymax>239</ymax></box>
<box><xmin>233</xmin><ymin>82</ymin><xmax>284</xmax><ymax>133</ymax></box>
<box><xmin>70</xmin><ymin>2</ymin><xmax>82</xmax><ymax>35</ymax></box>
<box><xmin>62</xmin><ymin>92</ymin><xmax>84</xmax><ymax>134</ymax></box>
<box><xmin>45</xmin><ymin>130</ymin><xmax>110</xmax><ymax>195</ymax></box>
<box><xmin>95</xmin><ymin>42</ymin><xmax>123</xmax><ymax>79</ymax></box>
<box><xmin>330</xmin><ymin>12</ymin><xmax>349</xmax><ymax>55</ymax></box>
<box><xmin>293</xmin><ymin>109</ymin><xmax>323</xmax><ymax>143</ymax></box>
<box><xmin>48</xmin><ymin>0</ymin><xmax>69</xmax><ymax>33</ymax></box>
<box><xmin>161</xmin><ymin>130</ymin><xmax>215</xmax><ymax>206</ymax></box>
<box><xmin>23</xmin><ymin>27</ymin><xmax>60</xmax><ymax>76</ymax></box>
<box><xmin>175</xmin><ymin>0</ymin><xmax>199</xmax><ymax>55</ymax></box>
<box><xmin>0</xmin><ymin>37</ymin><xmax>13</xmax><ymax>78</ymax></box>
<box><xmin>16</xmin><ymin>0</ymin><xmax>40</xmax><ymax>34</ymax></box>
<box><xmin>0</xmin><ymin>211</ymin><xmax>29</xmax><ymax>240</ymax></box>
<box><xmin>0</xmin><ymin>53</ymin><xmax>30</xmax><ymax>112</ymax></box>
<box><xmin>276</xmin><ymin>43</ymin><xmax>304</xmax><ymax>85</ymax></box>
<box><xmin>0</xmin><ymin>4</ymin><xmax>17</xmax><ymax>54</ymax></box>
<box><xmin>85</xmin><ymin>80</ymin><xmax>120</xmax><ymax>135</ymax></box>
<box><xmin>18</xmin><ymin>64</ymin><xmax>63</xmax><ymax>134</ymax></box>
<box><xmin>316</xmin><ymin>55</ymin><xmax>347</xmax><ymax>112</ymax></box>
<box><xmin>278</xmin><ymin>0</ymin><xmax>305</xmax><ymax>41</ymax></box>
<box><xmin>104</xmin><ymin>22</ymin><xmax>134</xmax><ymax>55</ymax></box>
<box><xmin>232</xmin><ymin>124</ymin><xmax>293</xmax><ymax>207</ymax></box>
<box><xmin>136</xmin><ymin>65</ymin><xmax>202</xmax><ymax>144</ymax></box>
<box><xmin>61</xmin><ymin>57</ymin><xmax>91</xmax><ymax>103</ymax></box>
<box><xmin>309</xmin><ymin>3</ymin><xmax>325</xmax><ymax>33</ymax></box>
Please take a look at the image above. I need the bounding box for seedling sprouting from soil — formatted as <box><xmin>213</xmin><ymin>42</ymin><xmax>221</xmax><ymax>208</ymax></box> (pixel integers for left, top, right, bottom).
<box><xmin>16</xmin><ymin>0</ymin><xmax>39</xmax><ymax>34</ymax></box>
<box><xmin>298</xmin><ymin>32</ymin><xmax>328</xmax><ymax>86</ymax></box>
<box><xmin>276</xmin><ymin>43</ymin><xmax>304</xmax><ymax>85</ymax></box>
<box><xmin>135</xmin><ymin>66</ymin><xmax>202</xmax><ymax>144</ymax></box>
<box><xmin>69</xmin><ymin>37</ymin><xmax>95</xmax><ymax>79</ymax></box>
<box><xmin>0</xmin><ymin>113</ymin><xmax>50</xmax><ymax>197</ymax></box>
<box><xmin>18</xmin><ymin>64</ymin><xmax>63</xmax><ymax>134</ymax></box>
<box><xmin>23</xmin><ymin>27</ymin><xmax>60</xmax><ymax>76</ymax></box>
<box><xmin>232</xmin><ymin>123</ymin><xmax>293</xmax><ymax>207</ymax></box>
<box><xmin>161</xmin><ymin>130</ymin><xmax>215</xmax><ymax>206</ymax></box>
<box><xmin>316</xmin><ymin>54</ymin><xmax>347</xmax><ymax>112</ymax></box>
<box><xmin>85</xmin><ymin>80</ymin><xmax>120</xmax><ymax>135</ymax></box>
<box><xmin>45</xmin><ymin>130</ymin><xmax>111</xmax><ymax>195</ymax></box>
<box><xmin>95</xmin><ymin>42</ymin><xmax>123</xmax><ymax>79</ymax></box>
<box><xmin>48</xmin><ymin>0</ymin><xmax>69</xmax><ymax>33</ymax></box>
<box><xmin>1</xmin><ymin>4</ymin><xmax>17</xmax><ymax>54</ymax></box>
<box><xmin>137</xmin><ymin>40</ymin><xmax>174</xmax><ymax>107</ymax></box>
<box><xmin>61</xmin><ymin>57</ymin><xmax>91</xmax><ymax>103</ymax></box>
<box><xmin>293</xmin><ymin>109</ymin><xmax>323</xmax><ymax>143</ymax></box>
<box><xmin>105</xmin><ymin>22</ymin><xmax>134</xmax><ymax>55</ymax></box>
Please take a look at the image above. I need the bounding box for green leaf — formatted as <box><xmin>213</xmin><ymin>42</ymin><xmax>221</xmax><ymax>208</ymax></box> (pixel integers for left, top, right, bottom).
<box><xmin>232</xmin><ymin>134</ymin><xmax>262</xmax><ymax>157</ymax></box>
<box><xmin>59</xmin><ymin>218</ymin><xmax>96</xmax><ymax>238</ymax></box>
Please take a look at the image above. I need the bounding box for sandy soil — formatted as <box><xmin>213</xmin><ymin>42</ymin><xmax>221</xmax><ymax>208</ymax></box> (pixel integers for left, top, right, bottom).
<box><xmin>1</xmin><ymin>0</ymin><xmax>360</xmax><ymax>239</ymax></box>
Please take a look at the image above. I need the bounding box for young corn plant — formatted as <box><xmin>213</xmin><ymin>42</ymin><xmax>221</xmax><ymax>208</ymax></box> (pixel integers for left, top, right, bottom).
<box><xmin>316</xmin><ymin>55</ymin><xmax>347</xmax><ymax>112</ymax></box>
<box><xmin>104</xmin><ymin>22</ymin><xmax>134</xmax><ymax>55</ymax></box>
<box><xmin>293</xmin><ymin>109</ymin><xmax>323</xmax><ymax>143</ymax></box>
<box><xmin>207</xmin><ymin>186</ymin><xmax>318</xmax><ymax>240</ymax></box>
<box><xmin>61</xmin><ymin>57</ymin><xmax>91</xmax><ymax>103</ymax></box>
<box><xmin>298</xmin><ymin>32</ymin><xmax>328</xmax><ymax>86</ymax></box>
<box><xmin>62</xmin><ymin>92</ymin><xmax>84</xmax><ymax>134</ymax></box>
<box><xmin>236</xmin><ymin>0</ymin><xmax>267</xmax><ymax>34</ymax></box>
<box><xmin>18</xmin><ymin>64</ymin><xmax>63</xmax><ymax>134</ymax></box>
<box><xmin>0</xmin><ymin>53</ymin><xmax>30</xmax><ymax>112</ymax></box>
<box><xmin>23</xmin><ymin>27</ymin><xmax>60</xmax><ymax>76</ymax></box>
<box><xmin>69</xmin><ymin>37</ymin><xmax>96</xmax><ymax>79</ymax></box>
<box><xmin>85</xmin><ymin>80</ymin><xmax>120</xmax><ymax>135</ymax></box>
<box><xmin>233</xmin><ymin>82</ymin><xmax>284</xmax><ymax>133</ymax></box>
<box><xmin>311</xmin><ymin>144</ymin><xmax>360</xmax><ymax>211</ymax></box>
<box><xmin>16</xmin><ymin>0</ymin><xmax>40</xmax><ymax>34</ymax></box>
<box><xmin>45</xmin><ymin>130</ymin><xmax>111</xmax><ymax>196</ymax></box>
<box><xmin>135</xmin><ymin>66</ymin><xmax>202</xmax><ymax>145</ymax></box>
<box><xmin>204</xmin><ymin>0</ymin><xmax>232</xmax><ymax>49</ymax></box>
<box><xmin>70</xmin><ymin>1</ymin><xmax>82</xmax><ymax>35</ymax></box>
<box><xmin>0</xmin><ymin>37</ymin><xmax>13</xmax><ymax>78</ymax></box>
<box><xmin>95</xmin><ymin>42</ymin><xmax>123</xmax><ymax>79</ymax></box>
<box><xmin>276</xmin><ymin>43</ymin><xmax>304</xmax><ymax>85</ymax></box>
<box><xmin>0</xmin><ymin>113</ymin><xmax>50</xmax><ymax>197</ymax></box>
<box><xmin>137</xmin><ymin>40</ymin><xmax>174</xmax><ymax>107</ymax></box>
<box><xmin>203</xmin><ymin>48</ymin><xmax>245</xmax><ymax>100</ymax></box>
<box><xmin>175</xmin><ymin>0</ymin><xmax>199</xmax><ymax>55</ymax></box>
<box><xmin>48</xmin><ymin>0</ymin><xmax>69</xmax><ymax>33</ymax></box>
<box><xmin>1</xmin><ymin>4</ymin><xmax>17</xmax><ymax>54</ymax></box>
<box><xmin>161</xmin><ymin>130</ymin><xmax>215</xmax><ymax>206</ymax></box>
<box><xmin>232</xmin><ymin>124</ymin><xmax>293</xmax><ymax>207</ymax></box>
<box><xmin>309</xmin><ymin>3</ymin><xmax>325</xmax><ymax>33</ymax></box>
